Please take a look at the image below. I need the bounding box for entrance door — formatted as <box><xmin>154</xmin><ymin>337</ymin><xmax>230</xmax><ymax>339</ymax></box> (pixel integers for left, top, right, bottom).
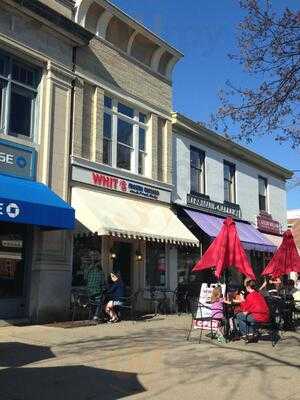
<box><xmin>0</xmin><ymin>223</ymin><xmax>27</xmax><ymax>319</ymax></box>
<box><xmin>113</xmin><ymin>242</ymin><xmax>132</xmax><ymax>290</ymax></box>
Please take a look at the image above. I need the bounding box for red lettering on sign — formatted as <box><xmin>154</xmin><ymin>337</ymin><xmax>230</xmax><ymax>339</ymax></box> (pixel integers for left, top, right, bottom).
<box><xmin>92</xmin><ymin>172</ymin><xmax>120</xmax><ymax>190</ymax></box>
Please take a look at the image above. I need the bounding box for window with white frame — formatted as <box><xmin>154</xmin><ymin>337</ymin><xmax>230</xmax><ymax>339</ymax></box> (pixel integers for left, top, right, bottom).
<box><xmin>224</xmin><ymin>161</ymin><xmax>236</xmax><ymax>203</ymax></box>
<box><xmin>190</xmin><ymin>146</ymin><xmax>205</xmax><ymax>194</ymax></box>
<box><xmin>0</xmin><ymin>51</ymin><xmax>39</xmax><ymax>139</ymax></box>
<box><xmin>258</xmin><ymin>176</ymin><xmax>268</xmax><ymax>211</ymax></box>
<box><xmin>103</xmin><ymin>95</ymin><xmax>148</xmax><ymax>175</ymax></box>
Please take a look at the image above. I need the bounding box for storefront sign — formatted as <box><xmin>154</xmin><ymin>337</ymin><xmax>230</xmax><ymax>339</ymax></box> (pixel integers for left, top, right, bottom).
<box><xmin>257</xmin><ymin>212</ymin><xmax>280</xmax><ymax>234</ymax></box>
<box><xmin>187</xmin><ymin>193</ymin><xmax>241</xmax><ymax>218</ymax></box>
<box><xmin>72</xmin><ymin>165</ymin><xmax>171</xmax><ymax>203</ymax></box>
<box><xmin>0</xmin><ymin>139</ymin><xmax>36</xmax><ymax>180</ymax></box>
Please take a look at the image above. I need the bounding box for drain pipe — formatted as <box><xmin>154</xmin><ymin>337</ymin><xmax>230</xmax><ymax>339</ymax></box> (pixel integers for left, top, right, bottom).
<box><xmin>67</xmin><ymin>45</ymin><xmax>77</xmax><ymax>204</ymax></box>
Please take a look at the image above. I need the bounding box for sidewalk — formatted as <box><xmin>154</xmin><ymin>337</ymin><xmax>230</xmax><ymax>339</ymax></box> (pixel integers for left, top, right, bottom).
<box><xmin>0</xmin><ymin>315</ymin><xmax>299</xmax><ymax>400</ymax></box>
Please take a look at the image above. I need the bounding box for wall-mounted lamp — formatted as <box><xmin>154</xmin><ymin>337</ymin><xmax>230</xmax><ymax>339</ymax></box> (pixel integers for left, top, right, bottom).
<box><xmin>109</xmin><ymin>248</ymin><xmax>117</xmax><ymax>260</ymax></box>
<box><xmin>135</xmin><ymin>249</ymin><xmax>143</xmax><ymax>261</ymax></box>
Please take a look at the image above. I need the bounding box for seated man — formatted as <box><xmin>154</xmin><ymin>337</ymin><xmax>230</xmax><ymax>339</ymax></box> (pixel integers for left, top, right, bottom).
<box><xmin>84</xmin><ymin>250</ymin><xmax>106</xmax><ymax>321</ymax></box>
<box><xmin>236</xmin><ymin>280</ymin><xmax>270</xmax><ymax>338</ymax></box>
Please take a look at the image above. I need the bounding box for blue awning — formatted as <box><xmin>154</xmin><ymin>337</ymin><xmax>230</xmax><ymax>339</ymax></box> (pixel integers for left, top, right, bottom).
<box><xmin>0</xmin><ymin>174</ymin><xmax>75</xmax><ymax>230</ymax></box>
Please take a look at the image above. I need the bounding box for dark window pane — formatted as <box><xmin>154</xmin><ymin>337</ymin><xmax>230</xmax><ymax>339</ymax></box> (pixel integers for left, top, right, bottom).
<box><xmin>139</xmin><ymin>127</ymin><xmax>145</xmax><ymax>151</ymax></box>
<box><xmin>103</xmin><ymin>113</ymin><xmax>111</xmax><ymax>139</ymax></box>
<box><xmin>259</xmin><ymin>195</ymin><xmax>266</xmax><ymax>211</ymax></box>
<box><xmin>224</xmin><ymin>181</ymin><xmax>231</xmax><ymax>202</ymax></box>
<box><xmin>139</xmin><ymin>112</ymin><xmax>147</xmax><ymax>123</ymax></box>
<box><xmin>118</xmin><ymin>102</ymin><xmax>134</xmax><ymax>118</ymax></box>
<box><xmin>191</xmin><ymin>147</ymin><xmax>204</xmax><ymax>169</ymax></box>
<box><xmin>224</xmin><ymin>163</ymin><xmax>231</xmax><ymax>181</ymax></box>
<box><xmin>259</xmin><ymin>178</ymin><xmax>267</xmax><ymax>196</ymax></box>
<box><xmin>103</xmin><ymin>138</ymin><xmax>111</xmax><ymax>165</ymax></box>
<box><xmin>12</xmin><ymin>64</ymin><xmax>19</xmax><ymax>81</ymax></box>
<box><xmin>138</xmin><ymin>151</ymin><xmax>145</xmax><ymax>175</ymax></box>
<box><xmin>9</xmin><ymin>86</ymin><xmax>33</xmax><ymax>137</ymax></box>
<box><xmin>0</xmin><ymin>56</ymin><xmax>6</xmax><ymax>76</ymax></box>
<box><xmin>117</xmin><ymin>144</ymin><xmax>131</xmax><ymax>170</ymax></box>
<box><xmin>0</xmin><ymin>225</ymin><xmax>26</xmax><ymax>299</ymax></box>
<box><xmin>190</xmin><ymin>167</ymin><xmax>198</xmax><ymax>193</ymax></box>
<box><xmin>27</xmin><ymin>70</ymin><xmax>34</xmax><ymax>86</ymax></box>
<box><xmin>20</xmin><ymin>68</ymin><xmax>27</xmax><ymax>84</ymax></box>
<box><xmin>104</xmin><ymin>96</ymin><xmax>112</xmax><ymax>108</ymax></box>
<box><xmin>117</xmin><ymin>119</ymin><xmax>133</xmax><ymax>146</ymax></box>
<box><xmin>146</xmin><ymin>243</ymin><xmax>166</xmax><ymax>287</ymax></box>
<box><xmin>0</xmin><ymin>81</ymin><xmax>4</xmax><ymax>127</ymax></box>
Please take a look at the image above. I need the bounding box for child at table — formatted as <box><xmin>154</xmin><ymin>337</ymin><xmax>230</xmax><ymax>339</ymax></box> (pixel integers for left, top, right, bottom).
<box><xmin>210</xmin><ymin>287</ymin><xmax>226</xmax><ymax>343</ymax></box>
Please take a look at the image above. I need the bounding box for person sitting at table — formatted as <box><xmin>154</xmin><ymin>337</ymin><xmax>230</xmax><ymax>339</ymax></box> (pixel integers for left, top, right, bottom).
<box><xmin>259</xmin><ymin>276</ymin><xmax>282</xmax><ymax>294</ymax></box>
<box><xmin>236</xmin><ymin>280</ymin><xmax>270</xmax><ymax>339</ymax></box>
<box><xmin>105</xmin><ymin>272</ymin><xmax>125</xmax><ymax>323</ymax></box>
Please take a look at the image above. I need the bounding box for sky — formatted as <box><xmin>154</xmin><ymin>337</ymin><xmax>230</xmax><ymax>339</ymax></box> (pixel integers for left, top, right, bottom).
<box><xmin>112</xmin><ymin>0</ymin><xmax>300</xmax><ymax>209</ymax></box>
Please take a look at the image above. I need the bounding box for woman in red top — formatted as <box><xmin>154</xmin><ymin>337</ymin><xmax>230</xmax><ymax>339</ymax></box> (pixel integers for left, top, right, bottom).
<box><xmin>236</xmin><ymin>280</ymin><xmax>270</xmax><ymax>337</ymax></box>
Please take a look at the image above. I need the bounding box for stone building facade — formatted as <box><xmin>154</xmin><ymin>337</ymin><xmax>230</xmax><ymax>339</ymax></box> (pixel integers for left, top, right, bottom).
<box><xmin>0</xmin><ymin>0</ymin><xmax>92</xmax><ymax>321</ymax></box>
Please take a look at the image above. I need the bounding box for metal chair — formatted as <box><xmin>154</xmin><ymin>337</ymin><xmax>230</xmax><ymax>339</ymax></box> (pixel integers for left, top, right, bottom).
<box><xmin>114</xmin><ymin>289</ymin><xmax>141</xmax><ymax>321</ymax></box>
<box><xmin>71</xmin><ymin>291</ymin><xmax>90</xmax><ymax>321</ymax></box>
<box><xmin>186</xmin><ymin>298</ymin><xmax>225</xmax><ymax>343</ymax></box>
<box><xmin>245</xmin><ymin>297</ymin><xmax>282</xmax><ymax>346</ymax></box>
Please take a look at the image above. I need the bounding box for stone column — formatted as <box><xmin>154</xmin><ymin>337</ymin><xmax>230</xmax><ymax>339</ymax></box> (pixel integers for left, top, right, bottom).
<box><xmin>92</xmin><ymin>86</ymin><xmax>104</xmax><ymax>163</ymax></box>
<box><xmin>29</xmin><ymin>63</ymin><xmax>74</xmax><ymax>322</ymax></box>
<box><xmin>72</xmin><ymin>78</ymin><xmax>84</xmax><ymax>157</ymax></box>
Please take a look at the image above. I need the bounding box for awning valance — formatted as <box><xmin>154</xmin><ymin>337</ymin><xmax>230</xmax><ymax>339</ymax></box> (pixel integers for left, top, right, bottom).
<box><xmin>262</xmin><ymin>233</ymin><xmax>283</xmax><ymax>248</ymax></box>
<box><xmin>183</xmin><ymin>208</ymin><xmax>277</xmax><ymax>252</ymax></box>
<box><xmin>0</xmin><ymin>174</ymin><xmax>75</xmax><ymax>230</ymax></box>
<box><xmin>71</xmin><ymin>187</ymin><xmax>199</xmax><ymax>246</ymax></box>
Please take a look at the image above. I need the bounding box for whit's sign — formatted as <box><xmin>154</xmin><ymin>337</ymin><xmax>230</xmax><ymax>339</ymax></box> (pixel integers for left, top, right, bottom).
<box><xmin>0</xmin><ymin>139</ymin><xmax>36</xmax><ymax>180</ymax></box>
<box><xmin>72</xmin><ymin>165</ymin><xmax>171</xmax><ymax>203</ymax></box>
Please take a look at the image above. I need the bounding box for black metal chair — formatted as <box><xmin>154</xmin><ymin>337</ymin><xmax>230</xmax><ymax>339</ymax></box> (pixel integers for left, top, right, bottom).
<box><xmin>186</xmin><ymin>298</ymin><xmax>225</xmax><ymax>343</ymax></box>
<box><xmin>71</xmin><ymin>291</ymin><xmax>90</xmax><ymax>321</ymax></box>
<box><xmin>114</xmin><ymin>289</ymin><xmax>141</xmax><ymax>321</ymax></box>
<box><xmin>245</xmin><ymin>297</ymin><xmax>282</xmax><ymax>346</ymax></box>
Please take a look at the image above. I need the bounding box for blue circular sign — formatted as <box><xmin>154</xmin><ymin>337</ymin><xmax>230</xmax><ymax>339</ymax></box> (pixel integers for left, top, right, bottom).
<box><xmin>16</xmin><ymin>156</ymin><xmax>27</xmax><ymax>169</ymax></box>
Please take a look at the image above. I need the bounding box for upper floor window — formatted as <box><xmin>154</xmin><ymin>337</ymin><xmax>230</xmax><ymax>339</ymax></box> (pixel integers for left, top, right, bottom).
<box><xmin>0</xmin><ymin>51</ymin><xmax>39</xmax><ymax>139</ymax></box>
<box><xmin>103</xmin><ymin>95</ymin><xmax>148</xmax><ymax>175</ymax></box>
<box><xmin>224</xmin><ymin>161</ymin><xmax>236</xmax><ymax>203</ymax></box>
<box><xmin>258</xmin><ymin>176</ymin><xmax>268</xmax><ymax>211</ymax></box>
<box><xmin>190</xmin><ymin>146</ymin><xmax>205</xmax><ymax>194</ymax></box>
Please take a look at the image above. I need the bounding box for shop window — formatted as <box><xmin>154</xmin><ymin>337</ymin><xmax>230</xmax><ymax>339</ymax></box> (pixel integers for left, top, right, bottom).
<box><xmin>72</xmin><ymin>235</ymin><xmax>102</xmax><ymax>287</ymax></box>
<box><xmin>146</xmin><ymin>243</ymin><xmax>166</xmax><ymax>287</ymax></box>
<box><xmin>0</xmin><ymin>223</ymin><xmax>25</xmax><ymax>299</ymax></box>
<box><xmin>224</xmin><ymin>161</ymin><xmax>236</xmax><ymax>203</ymax></box>
<box><xmin>103</xmin><ymin>96</ymin><xmax>148</xmax><ymax>175</ymax></box>
<box><xmin>190</xmin><ymin>146</ymin><xmax>205</xmax><ymax>194</ymax></box>
<box><xmin>0</xmin><ymin>51</ymin><xmax>39</xmax><ymax>139</ymax></box>
<box><xmin>177</xmin><ymin>247</ymin><xmax>201</xmax><ymax>285</ymax></box>
<box><xmin>258</xmin><ymin>176</ymin><xmax>268</xmax><ymax>211</ymax></box>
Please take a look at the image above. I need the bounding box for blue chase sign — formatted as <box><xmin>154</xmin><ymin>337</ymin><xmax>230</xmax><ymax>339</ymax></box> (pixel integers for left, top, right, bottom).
<box><xmin>0</xmin><ymin>139</ymin><xmax>36</xmax><ymax>180</ymax></box>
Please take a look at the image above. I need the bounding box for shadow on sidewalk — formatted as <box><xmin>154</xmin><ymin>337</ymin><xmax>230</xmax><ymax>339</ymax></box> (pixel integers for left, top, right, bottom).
<box><xmin>0</xmin><ymin>342</ymin><xmax>55</xmax><ymax>367</ymax></box>
<box><xmin>0</xmin><ymin>365</ymin><xmax>146</xmax><ymax>400</ymax></box>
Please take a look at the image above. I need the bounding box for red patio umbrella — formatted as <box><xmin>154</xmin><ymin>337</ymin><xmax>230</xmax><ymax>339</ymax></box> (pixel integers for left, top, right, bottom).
<box><xmin>261</xmin><ymin>230</ymin><xmax>300</xmax><ymax>278</ymax></box>
<box><xmin>192</xmin><ymin>216</ymin><xmax>255</xmax><ymax>280</ymax></box>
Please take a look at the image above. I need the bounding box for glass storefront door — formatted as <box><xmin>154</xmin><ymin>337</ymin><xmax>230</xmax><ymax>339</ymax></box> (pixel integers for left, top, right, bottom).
<box><xmin>0</xmin><ymin>222</ymin><xmax>27</xmax><ymax>318</ymax></box>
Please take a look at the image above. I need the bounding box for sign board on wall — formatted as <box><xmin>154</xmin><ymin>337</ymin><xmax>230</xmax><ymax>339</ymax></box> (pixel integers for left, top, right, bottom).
<box><xmin>257</xmin><ymin>212</ymin><xmax>280</xmax><ymax>235</ymax></box>
<box><xmin>0</xmin><ymin>139</ymin><xmax>36</xmax><ymax>180</ymax></box>
<box><xmin>72</xmin><ymin>165</ymin><xmax>171</xmax><ymax>203</ymax></box>
<box><xmin>187</xmin><ymin>193</ymin><xmax>241</xmax><ymax>218</ymax></box>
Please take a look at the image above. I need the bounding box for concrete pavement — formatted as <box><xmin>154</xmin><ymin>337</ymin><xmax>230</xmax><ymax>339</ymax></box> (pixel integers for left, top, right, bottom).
<box><xmin>0</xmin><ymin>315</ymin><xmax>299</xmax><ymax>400</ymax></box>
